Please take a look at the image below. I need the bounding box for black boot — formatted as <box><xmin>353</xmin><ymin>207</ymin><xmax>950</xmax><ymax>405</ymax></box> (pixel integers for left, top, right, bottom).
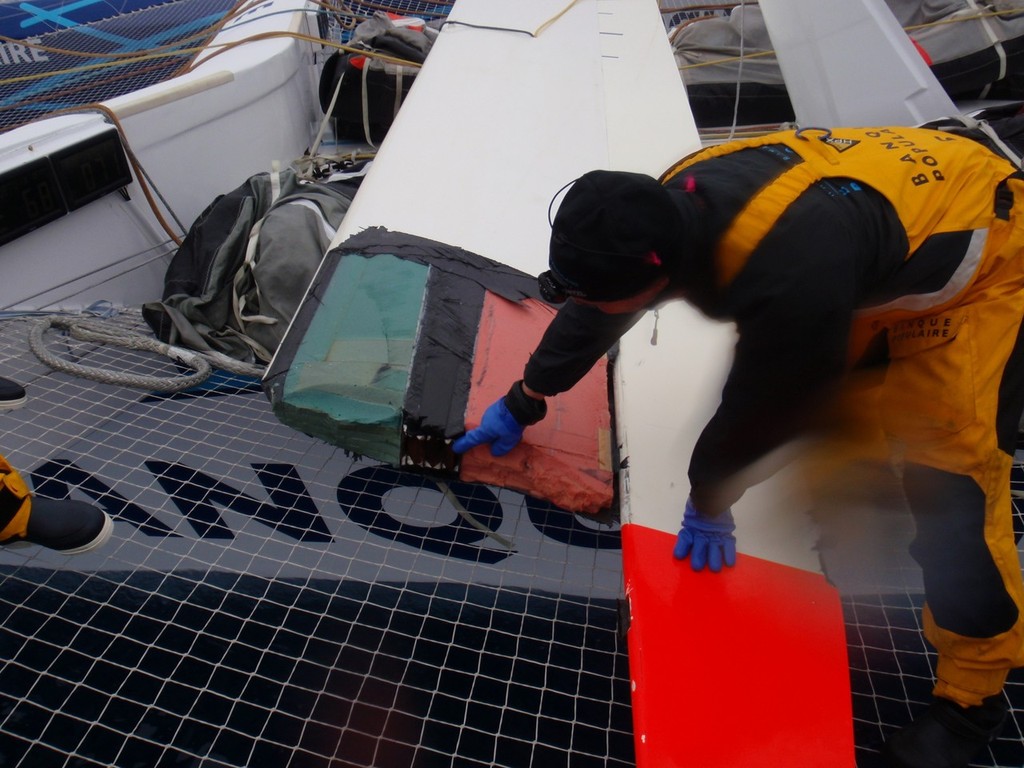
<box><xmin>0</xmin><ymin>377</ymin><xmax>26</xmax><ymax>409</ymax></box>
<box><xmin>14</xmin><ymin>497</ymin><xmax>112</xmax><ymax>554</ymax></box>
<box><xmin>882</xmin><ymin>695</ymin><xmax>1008</xmax><ymax>768</ymax></box>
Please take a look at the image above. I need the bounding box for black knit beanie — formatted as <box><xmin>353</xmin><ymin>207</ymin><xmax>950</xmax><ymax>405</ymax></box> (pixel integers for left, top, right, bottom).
<box><xmin>547</xmin><ymin>170</ymin><xmax>681</xmax><ymax>301</ymax></box>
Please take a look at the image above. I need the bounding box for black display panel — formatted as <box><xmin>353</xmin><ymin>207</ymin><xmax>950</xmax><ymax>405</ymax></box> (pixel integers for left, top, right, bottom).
<box><xmin>50</xmin><ymin>128</ymin><xmax>133</xmax><ymax>211</ymax></box>
<box><xmin>0</xmin><ymin>157</ymin><xmax>65</xmax><ymax>247</ymax></box>
<box><xmin>0</xmin><ymin>127</ymin><xmax>132</xmax><ymax>247</ymax></box>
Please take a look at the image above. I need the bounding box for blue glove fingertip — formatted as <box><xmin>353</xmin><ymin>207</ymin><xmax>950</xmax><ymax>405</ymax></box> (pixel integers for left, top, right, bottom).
<box><xmin>452</xmin><ymin>427</ymin><xmax>492</xmax><ymax>453</ymax></box>
<box><xmin>453</xmin><ymin>395</ymin><xmax>525</xmax><ymax>456</ymax></box>
<box><xmin>690</xmin><ymin>537</ymin><xmax>708</xmax><ymax>571</ymax></box>
<box><xmin>673</xmin><ymin>529</ymin><xmax>693</xmax><ymax>560</ymax></box>
<box><xmin>677</xmin><ymin>498</ymin><xmax>737</xmax><ymax>572</ymax></box>
<box><xmin>724</xmin><ymin>539</ymin><xmax>738</xmax><ymax>568</ymax></box>
<box><xmin>707</xmin><ymin>544</ymin><xmax>723</xmax><ymax>573</ymax></box>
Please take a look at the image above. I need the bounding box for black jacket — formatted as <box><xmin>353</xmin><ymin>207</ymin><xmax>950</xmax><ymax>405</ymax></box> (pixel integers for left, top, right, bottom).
<box><xmin>524</xmin><ymin>145</ymin><xmax>907</xmax><ymax>515</ymax></box>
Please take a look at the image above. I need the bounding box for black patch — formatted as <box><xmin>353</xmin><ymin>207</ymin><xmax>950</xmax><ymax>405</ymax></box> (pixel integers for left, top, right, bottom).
<box><xmin>404</xmin><ymin>269</ymin><xmax>484</xmax><ymax>440</ymax></box>
<box><xmin>822</xmin><ymin>136</ymin><xmax>861</xmax><ymax>152</ymax></box>
<box><xmin>903</xmin><ymin>465</ymin><xmax>1019</xmax><ymax>637</ymax></box>
<box><xmin>864</xmin><ymin>230</ymin><xmax>977</xmax><ymax>307</ymax></box>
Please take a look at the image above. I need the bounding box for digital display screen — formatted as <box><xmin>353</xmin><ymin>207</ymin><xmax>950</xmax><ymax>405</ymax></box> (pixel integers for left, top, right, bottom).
<box><xmin>51</xmin><ymin>128</ymin><xmax>133</xmax><ymax>211</ymax></box>
<box><xmin>0</xmin><ymin>157</ymin><xmax>65</xmax><ymax>247</ymax></box>
<box><xmin>0</xmin><ymin>127</ymin><xmax>132</xmax><ymax>247</ymax></box>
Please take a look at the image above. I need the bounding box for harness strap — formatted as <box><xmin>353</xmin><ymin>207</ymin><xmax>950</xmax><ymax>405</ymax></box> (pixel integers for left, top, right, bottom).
<box><xmin>995</xmin><ymin>171</ymin><xmax>1024</xmax><ymax>220</ymax></box>
<box><xmin>362</xmin><ymin>60</ymin><xmax>374</xmax><ymax>147</ymax></box>
<box><xmin>714</xmin><ymin>162</ymin><xmax>820</xmax><ymax>288</ymax></box>
<box><xmin>394</xmin><ymin>65</ymin><xmax>404</xmax><ymax>121</ymax></box>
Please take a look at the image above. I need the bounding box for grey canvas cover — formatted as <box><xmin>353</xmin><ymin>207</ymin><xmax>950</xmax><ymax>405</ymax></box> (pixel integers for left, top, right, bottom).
<box><xmin>143</xmin><ymin>166</ymin><xmax>364</xmax><ymax>364</ymax></box>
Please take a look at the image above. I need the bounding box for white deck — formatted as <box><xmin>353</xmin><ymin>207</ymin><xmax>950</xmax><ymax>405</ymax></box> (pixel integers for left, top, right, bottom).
<box><xmin>326</xmin><ymin>0</ymin><xmax>695</xmax><ymax>272</ymax></box>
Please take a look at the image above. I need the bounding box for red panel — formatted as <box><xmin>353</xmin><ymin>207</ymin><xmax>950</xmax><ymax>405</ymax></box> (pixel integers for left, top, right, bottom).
<box><xmin>622</xmin><ymin>523</ymin><xmax>855</xmax><ymax>768</ymax></box>
<box><xmin>458</xmin><ymin>292</ymin><xmax>614</xmax><ymax>514</ymax></box>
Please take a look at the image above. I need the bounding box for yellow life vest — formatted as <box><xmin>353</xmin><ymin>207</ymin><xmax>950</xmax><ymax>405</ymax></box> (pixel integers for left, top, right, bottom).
<box><xmin>662</xmin><ymin>126</ymin><xmax>1018</xmax><ymax>289</ymax></box>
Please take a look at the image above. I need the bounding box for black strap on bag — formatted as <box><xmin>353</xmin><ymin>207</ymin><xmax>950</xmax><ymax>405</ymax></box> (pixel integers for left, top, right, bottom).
<box><xmin>318</xmin><ymin>50</ymin><xmax>417</xmax><ymax>144</ymax></box>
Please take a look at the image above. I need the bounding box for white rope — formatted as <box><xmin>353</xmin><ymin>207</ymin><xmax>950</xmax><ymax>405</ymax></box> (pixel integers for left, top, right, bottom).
<box><xmin>29</xmin><ymin>315</ymin><xmax>264</xmax><ymax>393</ymax></box>
<box><xmin>361</xmin><ymin>59</ymin><xmax>377</xmax><ymax>148</ymax></box>
<box><xmin>966</xmin><ymin>0</ymin><xmax>1006</xmax><ymax>94</ymax></box>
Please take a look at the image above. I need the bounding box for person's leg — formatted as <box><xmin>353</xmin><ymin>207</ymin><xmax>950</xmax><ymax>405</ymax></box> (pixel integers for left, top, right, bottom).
<box><xmin>0</xmin><ymin>452</ymin><xmax>112</xmax><ymax>554</ymax></box>
<box><xmin>903</xmin><ymin>461</ymin><xmax>1022</xmax><ymax>707</ymax></box>
<box><xmin>879</xmin><ymin>293</ymin><xmax>1024</xmax><ymax>765</ymax></box>
<box><xmin>882</xmin><ymin>459</ymin><xmax>1017</xmax><ymax>768</ymax></box>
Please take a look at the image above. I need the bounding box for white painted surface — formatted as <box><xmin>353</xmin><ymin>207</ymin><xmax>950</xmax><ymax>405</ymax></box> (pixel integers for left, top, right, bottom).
<box><xmin>328</xmin><ymin>0</ymin><xmax>697</xmax><ymax>273</ymax></box>
<box><xmin>614</xmin><ymin>304</ymin><xmax>823</xmax><ymax>573</ymax></box>
<box><xmin>759</xmin><ymin>0</ymin><xmax>958</xmax><ymax>127</ymax></box>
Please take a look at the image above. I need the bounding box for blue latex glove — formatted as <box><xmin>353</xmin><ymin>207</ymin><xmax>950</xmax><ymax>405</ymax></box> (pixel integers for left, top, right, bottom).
<box><xmin>673</xmin><ymin>498</ymin><xmax>737</xmax><ymax>573</ymax></box>
<box><xmin>452</xmin><ymin>397</ymin><xmax>524</xmax><ymax>456</ymax></box>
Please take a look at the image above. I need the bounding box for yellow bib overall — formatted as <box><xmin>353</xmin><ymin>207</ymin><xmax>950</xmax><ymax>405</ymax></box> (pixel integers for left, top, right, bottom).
<box><xmin>668</xmin><ymin>127</ymin><xmax>1024</xmax><ymax>707</ymax></box>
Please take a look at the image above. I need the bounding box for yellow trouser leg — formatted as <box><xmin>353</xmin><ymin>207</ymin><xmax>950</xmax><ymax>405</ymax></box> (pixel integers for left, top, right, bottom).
<box><xmin>860</xmin><ymin>206</ymin><xmax>1024</xmax><ymax>707</ymax></box>
<box><xmin>0</xmin><ymin>453</ymin><xmax>32</xmax><ymax>543</ymax></box>
<box><xmin>876</xmin><ymin>249</ymin><xmax>1024</xmax><ymax>706</ymax></box>
<box><xmin>908</xmin><ymin>453</ymin><xmax>1024</xmax><ymax>707</ymax></box>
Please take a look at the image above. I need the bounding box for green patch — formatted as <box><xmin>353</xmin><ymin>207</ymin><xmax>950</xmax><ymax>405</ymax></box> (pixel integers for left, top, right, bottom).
<box><xmin>276</xmin><ymin>253</ymin><xmax>428</xmax><ymax>463</ymax></box>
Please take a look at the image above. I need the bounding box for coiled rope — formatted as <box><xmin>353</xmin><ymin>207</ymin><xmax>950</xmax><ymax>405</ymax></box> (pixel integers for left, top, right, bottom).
<box><xmin>29</xmin><ymin>315</ymin><xmax>265</xmax><ymax>393</ymax></box>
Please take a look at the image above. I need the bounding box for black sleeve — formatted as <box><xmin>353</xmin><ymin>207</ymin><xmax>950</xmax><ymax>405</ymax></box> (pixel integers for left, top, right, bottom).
<box><xmin>523</xmin><ymin>300</ymin><xmax>645</xmax><ymax>396</ymax></box>
<box><xmin>687</xmin><ymin>301</ymin><xmax>850</xmax><ymax>514</ymax></box>
<box><xmin>688</xmin><ymin>195</ymin><xmax>866</xmax><ymax>515</ymax></box>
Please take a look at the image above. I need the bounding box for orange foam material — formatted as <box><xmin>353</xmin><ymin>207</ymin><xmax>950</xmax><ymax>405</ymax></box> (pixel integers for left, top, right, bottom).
<box><xmin>622</xmin><ymin>523</ymin><xmax>855</xmax><ymax>768</ymax></box>
<box><xmin>458</xmin><ymin>293</ymin><xmax>613</xmax><ymax>514</ymax></box>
